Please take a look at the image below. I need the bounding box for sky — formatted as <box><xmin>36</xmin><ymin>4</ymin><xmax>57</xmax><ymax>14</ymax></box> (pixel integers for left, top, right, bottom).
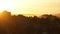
<box><xmin>0</xmin><ymin>0</ymin><xmax>60</xmax><ymax>15</ymax></box>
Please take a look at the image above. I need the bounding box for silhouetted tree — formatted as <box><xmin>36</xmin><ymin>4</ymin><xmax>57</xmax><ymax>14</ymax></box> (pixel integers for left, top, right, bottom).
<box><xmin>0</xmin><ymin>11</ymin><xmax>60</xmax><ymax>34</ymax></box>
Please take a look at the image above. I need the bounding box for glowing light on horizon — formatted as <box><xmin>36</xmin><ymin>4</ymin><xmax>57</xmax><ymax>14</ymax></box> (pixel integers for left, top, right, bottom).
<box><xmin>0</xmin><ymin>0</ymin><xmax>59</xmax><ymax>15</ymax></box>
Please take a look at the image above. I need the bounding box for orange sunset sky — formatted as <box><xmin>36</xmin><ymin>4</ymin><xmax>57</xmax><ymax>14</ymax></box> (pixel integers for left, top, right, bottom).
<box><xmin>0</xmin><ymin>0</ymin><xmax>60</xmax><ymax>15</ymax></box>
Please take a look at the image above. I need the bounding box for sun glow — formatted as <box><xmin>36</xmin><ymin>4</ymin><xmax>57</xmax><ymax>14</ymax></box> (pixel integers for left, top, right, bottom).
<box><xmin>0</xmin><ymin>0</ymin><xmax>12</xmax><ymax>12</ymax></box>
<box><xmin>0</xmin><ymin>0</ymin><xmax>24</xmax><ymax>14</ymax></box>
<box><xmin>0</xmin><ymin>0</ymin><xmax>59</xmax><ymax>15</ymax></box>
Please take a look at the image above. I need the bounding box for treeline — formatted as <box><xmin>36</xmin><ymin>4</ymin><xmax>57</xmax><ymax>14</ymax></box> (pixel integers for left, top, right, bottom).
<box><xmin>0</xmin><ymin>11</ymin><xmax>60</xmax><ymax>34</ymax></box>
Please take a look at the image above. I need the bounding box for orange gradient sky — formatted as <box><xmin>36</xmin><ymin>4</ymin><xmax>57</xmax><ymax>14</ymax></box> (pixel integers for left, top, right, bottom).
<box><xmin>0</xmin><ymin>0</ymin><xmax>60</xmax><ymax>15</ymax></box>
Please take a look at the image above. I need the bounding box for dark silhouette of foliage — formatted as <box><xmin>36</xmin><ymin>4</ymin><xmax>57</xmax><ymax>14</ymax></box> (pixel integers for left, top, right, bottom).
<box><xmin>0</xmin><ymin>11</ymin><xmax>60</xmax><ymax>34</ymax></box>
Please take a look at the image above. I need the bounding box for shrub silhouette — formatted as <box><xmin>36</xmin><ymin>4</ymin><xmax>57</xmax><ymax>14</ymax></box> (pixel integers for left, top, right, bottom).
<box><xmin>0</xmin><ymin>11</ymin><xmax>60</xmax><ymax>34</ymax></box>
